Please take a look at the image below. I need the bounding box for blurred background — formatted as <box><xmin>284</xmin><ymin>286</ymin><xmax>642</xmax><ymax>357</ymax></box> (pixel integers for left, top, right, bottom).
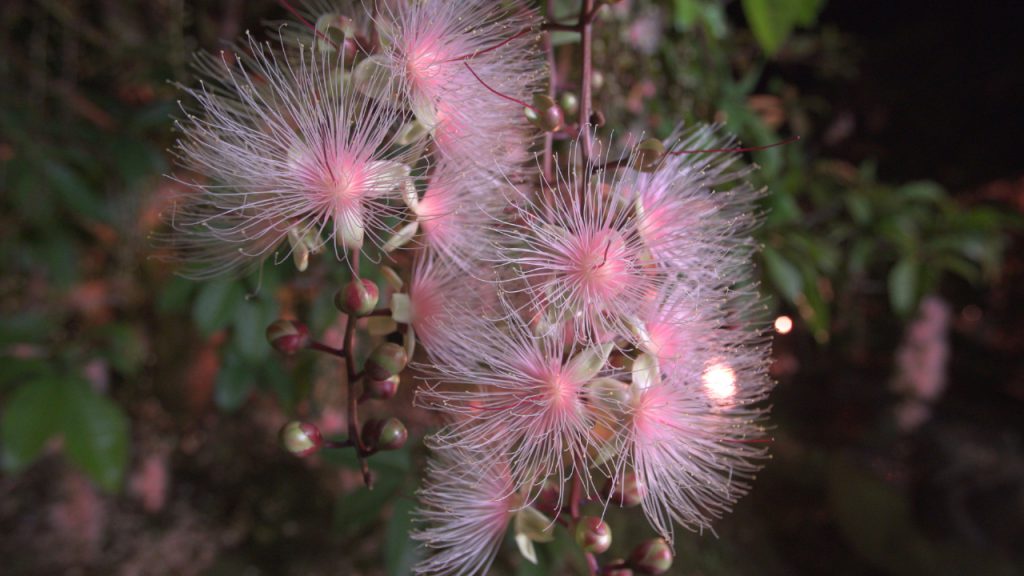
<box><xmin>1</xmin><ymin>0</ymin><xmax>1022</xmax><ymax>574</ymax></box>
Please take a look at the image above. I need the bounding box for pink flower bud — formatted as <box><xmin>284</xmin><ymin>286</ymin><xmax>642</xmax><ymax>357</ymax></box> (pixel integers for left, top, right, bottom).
<box><xmin>575</xmin><ymin>516</ymin><xmax>612</xmax><ymax>554</ymax></box>
<box><xmin>265</xmin><ymin>319</ymin><xmax>310</xmax><ymax>355</ymax></box>
<box><xmin>604</xmin><ymin>472</ymin><xmax>645</xmax><ymax>508</ymax></box>
<box><xmin>366</xmin><ymin>343</ymin><xmax>408</xmax><ymax>380</ymax></box>
<box><xmin>279</xmin><ymin>421</ymin><xmax>323</xmax><ymax>457</ymax></box>
<box><xmin>629</xmin><ymin>538</ymin><xmax>673</xmax><ymax>575</ymax></box>
<box><xmin>524</xmin><ymin>94</ymin><xmax>565</xmax><ymax>132</ymax></box>
<box><xmin>335</xmin><ymin>278</ymin><xmax>379</xmax><ymax>316</ymax></box>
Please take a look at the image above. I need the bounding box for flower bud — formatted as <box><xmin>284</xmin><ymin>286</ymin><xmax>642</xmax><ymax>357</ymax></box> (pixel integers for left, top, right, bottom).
<box><xmin>575</xmin><ymin>516</ymin><xmax>612</xmax><ymax>554</ymax></box>
<box><xmin>364</xmin><ymin>417</ymin><xmax>407</xmax><ymax>451</ymax></box>
<box><xmin>364</xmin><ymin>375</ymin><xmax>400</xmax><ymax>400</ymax></box>
<box><xmin>603</xmin><ymin>472</ymin><xmax>645</xmax><ymax>508</ymax></box>
<box><xmin>279</xmin><ymin>421</ymin><xmax>323</xmax><ymax>457</ymax></box>
<box><xmin>524</xmin><ymin>94</ymin><xmax>565</xmax><ymax>132</ymax></box>
<box><xmin>335</xmin><ymin>278</ymin><xmax>379</xmax><ymax>316</ymax></box>
<box><xmin>365</xmin><ymin>342</ymin><xmax>408</xmax><ymax>380</ymax></box>
<box><xmin>629</xmin><ymin>538</ymin><xmax>673</xmax><ymax>575</ymax></box>
<box><xmin>266</xmin><ymin>319</ymin><xmax>310</xmax><ymax>355</ymax></box>
<box><xmin>559</xmin><ymin>91</ymin><xmax>580</xmax><ymax>117</ymax></box>
<box><xmin>604</xmin><ymin>567</ymin><xmax>633</xmax><ymax>576</ymax></box>
<box><xmin>635</xmin><ymin>138</ymin><xmax>665</xmax><ymax>172</ymax></box>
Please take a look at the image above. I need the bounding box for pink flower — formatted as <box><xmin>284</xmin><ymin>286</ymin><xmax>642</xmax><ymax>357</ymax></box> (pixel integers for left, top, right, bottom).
<box><xmin>418</xmin><ymin>300</ymin><xmax>619</xmax><ymax>499</ymax></box>
<box><xmin>166</xmin><ymin>34</ymin><xmax>418</xmax><ymax>277</ymax></box>
<box><xmin>620</xmin><ymin>369</ymin><xmax>771</xmax><ymax>540</ymax></box>
<box><xmin>380</xmin><ymin>0</ymin><xmax>542</xmax><ymax>174</ymax></box>
<box><xmin>413</xmin><ymin>449</ymin><xmax>518</xmax><ymax>576</ymax></box>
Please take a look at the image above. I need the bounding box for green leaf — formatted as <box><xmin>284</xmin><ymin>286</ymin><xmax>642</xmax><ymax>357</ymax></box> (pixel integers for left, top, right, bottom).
<box><xmin>888</xmin><ymin>258</ymin><xmax>919</xmax><ymax>316</ymax></box>
<box><xmin>674</xmin><ymin>0</ymin><xmax>701</xmax><ymax>30</ymax></box>
<box><xmin>742</xmin><ymin>0</ymin><xmax>793</xmax><ymax>55</ymax></box>
<box><xmin>214</xmin><ymin>351</ymin><xmax>257</xmax><ymax>412</ymax></box>
<box><xmin>385</xmin><ymin>496</ymin><xmax>421</xmax><ymax>576</ymax></box>
<box><xmin>763</xmin><ymin>247</ymin><xmax>804</xmax><ymax>303</ymax></box>
<box><xmin>232</xmin><ymin>296</ymin><xmax>279</xmax><ymax>363</ymax></box>
<box><xmin>1</xmin><ymin>378</ymin><xmax>63</xmax><ymax>472</ymax></box>
<box><xmin>62</xmin><ymin>380</ymin><xmax>130</xmax><ymax>493</ymax></box>
<box><xmin>193</xmin><ymin>278</ymin><xmax>244</xmax><ymax>335</ymax></box>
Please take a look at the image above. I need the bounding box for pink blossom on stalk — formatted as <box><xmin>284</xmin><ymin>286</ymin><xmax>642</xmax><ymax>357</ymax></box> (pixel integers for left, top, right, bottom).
<box><xmin>164</xmin><ymin>34</ymin><xmax>418</xmax><ymax>278</ymax></box>
<box><xmin>411</xmin><ymin>161</ymin><xmax>506</xmax><ymax>267</ymax></box>
<box><xmin>418</xmin><ymin>299</ymin><xmax>619</xmax><ymax>500</ymax></box>
<box><xmin>378</xmin><ymin>0</ymin><xmax>542</xmax><ymax>174</ymax></box>
<box><xmin>620</xmin><ymin>372</ymin><xmax>771</xmax><ymax>541</ymax></box>
<box><xmin>413</xmin><ymin>450</ymin><xmax>519</xmax><ymax>576</ymax></box>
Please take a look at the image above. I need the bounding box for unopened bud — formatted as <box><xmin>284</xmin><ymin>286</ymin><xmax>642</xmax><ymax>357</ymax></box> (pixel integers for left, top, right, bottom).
<box><xmin>575</xmin><ymin>516</ymin><xmax>612</xmax><ymax>554</ymax></box>
<box><xmin>266</xmin><ymin>319</ymin><xmax>310</xmax><ymax>355</ymax></box>
<box><xmin>559</xmin><ymin>91</ymin><xmax>580</xmax><ymax>117</ymax></box>
<box><xmin>629</xmin><ymin>538</ymin><xmax>673</xmax><ymax>575</ymax></box>
<box><xmin>603</xmin><ymin>472</ymin><xmax>645</xmax><ymax>507</ymax></box>
<box><xmin>364</xmin><ymin>417</ymin><xmax>407</xmax><ymax>451</ymax></box>
<box><xmin>364</xmin><ymin>375</ymin><xmax>400</xmax><ymax>400</ymax></box>
<box><xmin>636</xmin><ymin>138</ymin><xmax>666</xmax><ymax>172</ymax></box>
<box><xmin>604</xmin><ymin>566</ymin><xmax>634</xmax><ymax>576</ymax></box>
<box><xmin>279</xmin><ymin>421</ymin><xmax>323</xmax><ymax>457</ymax></box>
<box><xmin>592</xmin><ymin>70</ymin><xmax>605</xmax><ymax>91</ymax></box>
<box><xmin>524</xmin><ymin>94</ymin><xmax>565</xmax><ymax>132</ymax></box>
<box><xmin>366</xmin><ymin>342</ymin><xmax>408</xmax><ymax>380</ymax></box>
<box><xmin>335</xmin><ymin>278</ymin><xmax>379</xmax><ymax>316</ymax></box>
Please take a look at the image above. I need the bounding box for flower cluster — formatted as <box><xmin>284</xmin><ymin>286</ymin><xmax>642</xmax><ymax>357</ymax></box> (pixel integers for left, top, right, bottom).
<box><xmin>164</xmin><ymin>1</ymin><xmax>775</xmax><ymax>574</ymax></box>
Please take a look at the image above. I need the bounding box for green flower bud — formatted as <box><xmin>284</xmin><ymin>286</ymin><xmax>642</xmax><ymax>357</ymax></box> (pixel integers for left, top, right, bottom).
<box><xmin>366</xmin><ymin>342</ymin><xmax>408</xmax><ymax>380</ymax></box>
<box><xmin>635</xmin><ymin>138</ymin><xmax>666</xmax><ymax>172</ymax></box>
<box><xmin>559</xmin><ymin>91</ymin><xmax>580</xmax><ymax>117</ymax></box>
<box><xmin>279</xmin><ymin>421</ymin><xmax>323</xmax><ymax>457</ymax></box>
<box><xmin>629</xmin><ymin>538</ymin><xmax>673</xmax><ymax>575</ymax></box>
<box><xmin>603</xmin><ymin>472</ymin><xmax>645</xmax><ymax>508</ymax></box>
<box><xmin>524</xmin><ymin>94</ymin><xmax>565</xmax><ymax>132</ymax></box>
<box><xmin>335</xmin><ymin>278</ymin><xmax>379</xmax><ymax>316</ymax></box>
<box><xmin>364</xmin><ymin>417</ymin><xmax>407</xmax><ymax>451</ymax></box>
<box><xmin>266</xmin><ymin>319</ymin><xmax>310</xmax><ymax>355</ymax></box>
<box><xmin>575</xmin><ymin>516</ymin><xmax>612</xmax><ymax>554</ymax></box>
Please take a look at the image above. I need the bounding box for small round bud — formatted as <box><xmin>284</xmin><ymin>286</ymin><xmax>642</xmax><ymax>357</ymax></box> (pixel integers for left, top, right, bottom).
<box><xmin>604</xmin><ymin>566</ymin><xmax>633</xmax><ymax>576</ymax></box>
<box><xmin>266</xmin><ymin>319</ymin><xmax>310</xmax><ymax>355</ymax></box>
<box><xmin>335</xmin><ymin>278</ymin><xmax>379</xmax><ymax>316</ymax></box>
<box><xmin>591</xmin><ymin>70</ymin><xmax>605</xmax><ymax>91</ymax></box>
<box><xmin>559</xmin><ymin>91</ymin><xmax>580</xmax><ymax>117</ymax></box>
<box><xmin>629</xmin><ymin>538</ymin><xmax>673</xmax><ymax>575</ymax></box>
<box><xmin>364</xmin><ymin>375</ymin><xmax>400</xmax><ymax>400</ymax></box>
<box><xmin>635</xmin><ymin>138</ymin><xmax>666</xmax><ymax>172</ymax></box>
<box><xmin>575</xmin><ymin>516</ymin><xmax>612</xmax><ymax>554</ymax></box>
<box><xmin>279</xmin><ymin>421</ymin><xmax>323</xmax><ymax>457</ymax></box>
<box><xmin>524</xmin><ymin>94</ymin><xmax>565</xmax><ymax>132</ymax></box>
<box><xmin>366</xmin><ymin>342</ymin><xmax>408</xmax><ymax>380</ymax></box>
<box><xmin>603</xmin><ymin>472</ymin><xmax>645</xmax><ymax>508</ymax></box>
<box><xmin>364</xmin><ymin>417</ymin><xmax>408</xmax><ymax>451</ymax></box>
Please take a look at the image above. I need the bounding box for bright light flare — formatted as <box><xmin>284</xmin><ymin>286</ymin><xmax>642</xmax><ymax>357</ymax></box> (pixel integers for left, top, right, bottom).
<box><xmin>774</xmin><ymin>315</ymin><xmax>793</xmax><ymax>335</ymax></box>
<box><xmin>702</xmin><ymin>362</ymin><xmax>737</xmax><ymax>402</ymax></box>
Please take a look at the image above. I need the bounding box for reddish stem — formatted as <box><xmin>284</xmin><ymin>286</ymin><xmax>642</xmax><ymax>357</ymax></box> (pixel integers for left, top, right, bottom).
<box><xmin>309</xmin><ymin>340</ymin><xmax>345</xmax><ymax>358</ymax></box>
<box><xmin>578</xmin><ymin>0</ymin><xmax>595</xmax><ymax>163</ymax></box>
<box><xmin>442</xmin><ymin>27</ymin><xmax>534</xmax><ymax>63</ymax></box>
<box><xmin>463</xmin><ymin>61</ymin><xmax>537</xmax><ymax>113</ymax></box>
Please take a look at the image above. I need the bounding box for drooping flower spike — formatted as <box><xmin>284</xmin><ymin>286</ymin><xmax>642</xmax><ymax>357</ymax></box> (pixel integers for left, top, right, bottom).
<box><xmin>374</xmin><ymin>0</ymin><xmax>543</xmax><ymax>175</ymax></box>
<box><xmin>166</xmin><ymin>33</ymin><xmax>419</xmax><ymax>278</ymax></box>
<box><xmin>418</xmin><ymin>296</ymin><xmax>622</xmax><ymax>502</ymax></box>
<box><xmin>413</xmin><ymin>449</ymin><xmax>519</xmax><ymax>576</ymax></box>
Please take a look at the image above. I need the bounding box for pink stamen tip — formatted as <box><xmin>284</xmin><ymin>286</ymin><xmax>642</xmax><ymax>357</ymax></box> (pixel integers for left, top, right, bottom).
<box><xmin>668</xmin><ymin>135</ymin><xmax>801</xmax><ymax>156</ymax></box>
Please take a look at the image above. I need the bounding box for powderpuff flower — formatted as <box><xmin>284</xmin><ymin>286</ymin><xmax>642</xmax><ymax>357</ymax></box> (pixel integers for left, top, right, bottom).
<box><xmin>165</xmin><ymin>34</ymin><xmax>418</xmax><ymax>278</ymax></box>
<box><xmin>413</xmin><ymin>449</ymin><xmax>519</xmax><ymax>576</ymax></box>
<box><xmin>615</xmin><ymin>301</ymin><xmax>773</xmax><ymax>540</ymax></box>
<box><xmin>418</xmin><ymin>299</ymin><xmax>620</xmax><ymax>500</ymax></box>
<box><xmin>409</xmin><ymin>161</ymin><xmax>508</xmax><ymax>266</ymax></box>
<box><xmin>392</xmin><ymin>253</ymin><xmax>496</xmax><ymax>356</ymax></box>
<box><xmin>376</xmin><ymin>0</ymin><xmax>542</xmax><ymax>174</ymax></box>
<box><xmin>629</xmin><ymin>126</ymin><xmax>761</xmax><ymax>287</ymax></box>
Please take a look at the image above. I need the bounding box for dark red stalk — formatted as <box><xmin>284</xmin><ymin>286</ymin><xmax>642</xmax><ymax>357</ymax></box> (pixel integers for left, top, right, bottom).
<box><xmin>442</xmin><ymin>27</ymin><xmax>534</xmax><ymax>63</ymax></box>
<box><xmin>463</xmin><ymin>61</ymin><xmax>538</xmax><ymax>113</ymax></box>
